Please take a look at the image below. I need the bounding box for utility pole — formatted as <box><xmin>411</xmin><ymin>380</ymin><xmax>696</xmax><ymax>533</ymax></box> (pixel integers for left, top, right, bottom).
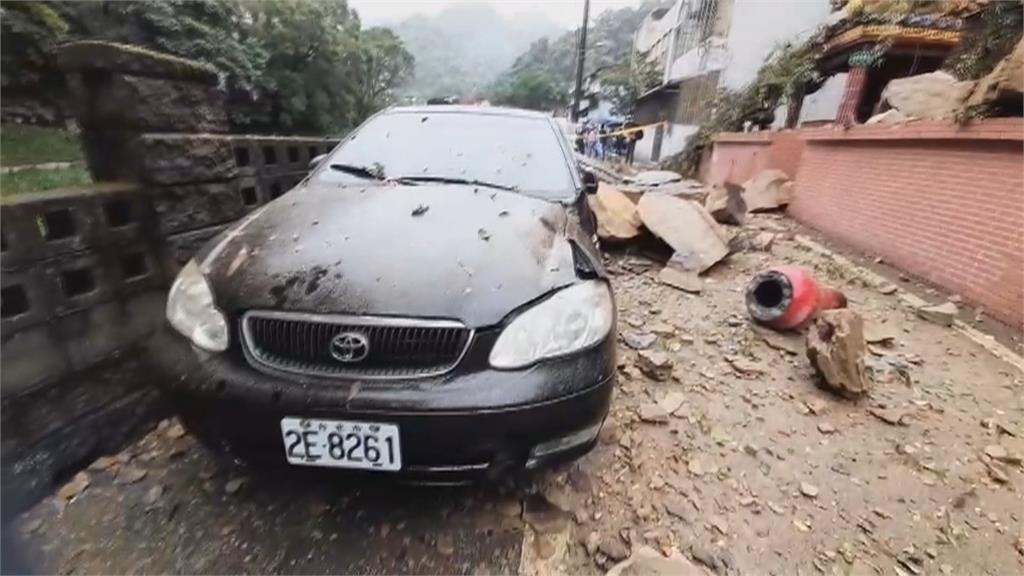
<box><xmin>570</xmin><ymin>0</ymin><xmax>590</xmax><ymax>123</ymax></box>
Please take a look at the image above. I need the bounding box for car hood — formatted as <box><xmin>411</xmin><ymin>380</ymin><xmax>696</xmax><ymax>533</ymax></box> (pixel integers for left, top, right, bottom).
<box><xmin>195</xmin><ymin>182</ymin><xmax>580</xmax><ymax>328</ymax></box>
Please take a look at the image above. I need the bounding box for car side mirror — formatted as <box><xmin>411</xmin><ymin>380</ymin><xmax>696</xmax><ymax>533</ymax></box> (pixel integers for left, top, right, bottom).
<box><xmin>309</xmin><ymin>153</ymin><xmax>327</xmax><ymax>171</ymax></box>
<box><xmin>582</xmin><ymin>170</ymin><xmax>599</xmax><ymax>195</ymax></box>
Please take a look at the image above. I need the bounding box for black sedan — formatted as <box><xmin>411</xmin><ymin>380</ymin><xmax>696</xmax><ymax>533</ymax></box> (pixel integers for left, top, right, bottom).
<box><xmin>158</xmin><ymin>106</ymin><xmax>616</xmax><ymax>481</ymax></box>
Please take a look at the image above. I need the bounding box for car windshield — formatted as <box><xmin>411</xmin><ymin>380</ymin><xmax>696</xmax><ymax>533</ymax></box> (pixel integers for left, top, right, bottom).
<box><xmin>315</xmin><ymin>110</ymin><xmax>575</xmax><ymax>200</ymax></box>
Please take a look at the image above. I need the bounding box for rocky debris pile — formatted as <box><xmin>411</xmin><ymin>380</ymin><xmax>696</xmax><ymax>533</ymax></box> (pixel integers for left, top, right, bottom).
<box><xmin>585</xmin><ymin>167</ymin><xmax>796</xmax><ymax>295</ymax></box>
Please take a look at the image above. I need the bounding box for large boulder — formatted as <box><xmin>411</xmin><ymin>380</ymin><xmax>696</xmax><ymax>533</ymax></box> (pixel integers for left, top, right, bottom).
<box><xmin>806</xmin><ymin>309</ymin><xmax>871</xmax><ymax>398</ymax></box>
<box><xmin>703</xmin><ymin>182</ymin><xmax>747</xmax><ymax>225</ymax></box>
<box><xmin>587</xmin><ymin>182</ymin><xmax>643</xmax><ymax>241</ymax></box>
<box><xmin>965</xmin><ymin>38</ymin><xmax>1024</xmax><ymax>109</ymax></box>
<box><xmin>879</xmin><ymin>71</ymin><xmax>974</xmax><ymax>120</ymax></box>
<box><xmin>637</xmin><ymin>194</ymin><xmax>729</xmax><ymax>273</ymax></box>
<box><xmin>741</xmin><ymin>169</ymin><xmax>793</xmax><ymax>212</ymax></box>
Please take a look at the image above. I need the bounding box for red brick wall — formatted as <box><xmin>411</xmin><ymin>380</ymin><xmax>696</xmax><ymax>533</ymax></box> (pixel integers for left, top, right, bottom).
<box><xmin>789</xmin><ymin>119</ymin><xmax>1024</xmax><ymax>327</ymax></box>
<box><xmin>768</xmin><ymin>132</ymin><xmax>804</xmax><ymax>179</ymax></box>
<box><xmin>706</xmin><ymin>132</ymin><xmax>805</xmax><ymax>185</ymax></box>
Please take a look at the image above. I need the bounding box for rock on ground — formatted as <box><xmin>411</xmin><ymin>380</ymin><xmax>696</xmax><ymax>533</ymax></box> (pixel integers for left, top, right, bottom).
<box><xmin>588</xmin><ymin>182</ymin><xmax>643</xmax><ymax>241</ymax></box>
<box><xmin>703</xmin><ymin>182</ymin><xmax>746</xmax><ymax>225</ymax></box>
<box><xmin>658</xmin><ymin>263</ymin><xmax>702</xmax><ymax>293</ymax></box>
<box><xmin>636</xmin><ymin>350</ymin><xmax>673</xmax><ymax>381</ymax></box>
<box><xmin>806</xmin><ymin>309</ymin><xmax>871</xmax><ymax>398</ymax></box>
<box><xmin>605</xmin><ymin>546</ymin><xmax>708</xmax><ymax>576</ymax></box>
<box><xmin>637</xmin><ymin>194</ymin><xmax>729</xmax><ymax>273</ymax></box>
<box><xmin>630</xmin><ymin>170</ymin><xmax>683</xmax><ymax>187</ymax></box>
<box><xmin>917</xmin><ymin>301</ymin><xmax>958</xmax><ymax>327</ymax></box>
<box><xmin>741</xmin><ymin>169</ymin><xmax>793</xmax><ymax>212</ymax></box>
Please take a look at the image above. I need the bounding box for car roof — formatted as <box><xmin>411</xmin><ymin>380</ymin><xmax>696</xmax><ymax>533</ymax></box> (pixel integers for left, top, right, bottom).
<box><xmin>384</xmin><ymin>105</ymin><xmax>554</xmax><ymax>121</ymax></box>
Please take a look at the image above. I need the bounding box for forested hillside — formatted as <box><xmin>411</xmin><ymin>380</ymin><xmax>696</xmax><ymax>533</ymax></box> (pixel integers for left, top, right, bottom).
<box><xmin>1</xmin><ymin>0</ymin><xmax>413</xmax><ymax>134</ymax></box>
<box><xmin>491</xmin><ymin>2</ymin><xmax>667</xmax><ymax>112</ymax></box>
<box><xmin>389</xmin><ymin>3</ymin><xmax>562</xmax><ymax>102</ymax></box>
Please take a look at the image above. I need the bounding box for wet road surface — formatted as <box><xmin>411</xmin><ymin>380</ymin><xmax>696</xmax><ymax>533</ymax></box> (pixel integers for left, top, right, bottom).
<box><xmin>15</xmin><ymin>425</ymin><xmax>534</xmax><ymax>575</ymax></box>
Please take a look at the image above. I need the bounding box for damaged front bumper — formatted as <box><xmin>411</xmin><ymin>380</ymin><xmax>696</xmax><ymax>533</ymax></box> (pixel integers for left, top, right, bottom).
<box><xmin>149</xmin><ymin>326</ymin><xmax>616</xmax><ymax>482</ymax></box>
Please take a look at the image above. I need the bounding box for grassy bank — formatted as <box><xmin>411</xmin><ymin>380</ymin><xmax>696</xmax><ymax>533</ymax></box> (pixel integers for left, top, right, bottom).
<box><xmin>1</xmin><ymin>123</ymin><xmax>91</xmax><ymax>196</ymax></box>
<box><xmin>1</xmin><ymin>123</ymin><xmax>85</xmax><ymax>167</ymax></box>
<box><xmin>1</xmin><ymin>165</ymin><xmax>93</xmax><ymax>198</ymax></box>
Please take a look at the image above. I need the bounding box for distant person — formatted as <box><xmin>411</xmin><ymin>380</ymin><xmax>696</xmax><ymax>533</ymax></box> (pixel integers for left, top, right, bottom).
<box><xmin>585</xmin><ymin>128</ymin><xmax>598</xmax><ymax>158</ymax></box>
<box><xmin>598</xmin><ymin>126</ymin><xmax>610</xmax><ymax>160</ymax></box>
<box><xmin>614</xmin><ymin>130</ymin><xmax>626</xmax><ymax>157</ymax></box>
<box><xmin>624</xmin><ymin>119</ymin><xmax>643</xmax><ymax>165</ymax></box>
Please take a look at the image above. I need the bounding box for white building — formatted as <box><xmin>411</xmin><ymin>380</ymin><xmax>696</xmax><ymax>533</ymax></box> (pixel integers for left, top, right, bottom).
<box><xmin>631</xmin><ymin>0</ymin><xmax>839</xmax><ymax>163</ymax></box>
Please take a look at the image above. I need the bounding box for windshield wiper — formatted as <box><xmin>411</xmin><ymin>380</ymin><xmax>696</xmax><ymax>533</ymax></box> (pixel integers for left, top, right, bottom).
<box><xmin>392</xmin><ymin>175</ymin><xmax>517</xmax><ymax>192</ymax></box>
<box><xmin>329</xmin><ymin>163</ymin><xmax>386</xmax><ymax>180</ymax></box>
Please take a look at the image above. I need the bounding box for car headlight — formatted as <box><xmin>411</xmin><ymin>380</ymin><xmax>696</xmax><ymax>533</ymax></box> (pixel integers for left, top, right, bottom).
<box><xmin>166</xmin><ymin>259</ymin><xmax>228</xmax><ymax>352</ymax></box>
<box><xmin>490</xmin><ymin>280</ymin><xmax>613</xmax><ymax>369</ymax></box>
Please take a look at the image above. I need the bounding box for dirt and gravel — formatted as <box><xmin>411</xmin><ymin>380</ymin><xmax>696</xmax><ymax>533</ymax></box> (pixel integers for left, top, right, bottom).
<box><xmin>11</xmin><ymin>213</ymin><xmax>1024</xmax><ymax>575</ymax></box>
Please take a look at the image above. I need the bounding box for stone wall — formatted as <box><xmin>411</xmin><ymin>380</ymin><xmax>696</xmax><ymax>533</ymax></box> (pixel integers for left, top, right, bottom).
<box><xmin>0</xmin><ymin>42</ymin><xmax>339</xmax><ymax>514</ymax></box>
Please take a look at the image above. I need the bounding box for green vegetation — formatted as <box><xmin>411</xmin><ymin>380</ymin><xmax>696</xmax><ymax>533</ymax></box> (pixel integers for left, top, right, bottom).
<box><xmin>1</xmin><ymin>1</ymin><xmax>415</xmax><ymax>134</ymax></box>
<box><xmin>943</xmin><ymin>0</ymin><xmax>1023</xmax><ymax>81</ymax></box>
<box><xmin>1</xmin><ymin>123</ymin><xmax>90</xmax><ymax>197</ymax></box>
<box><xmin>390</xmin><ymin>3</ymin><xmax>562</xmax><ymax>103</ymax></box>
<box><xmin>490</xmin><ymin>2</ymin><xmax>667</xmax><ymax>110</ymax></box>
<box><xmin>665</xmin><ymin>40</ymin><xmax>822</xmax><ymax>175</ymax></box>
<box><xmin>598</xmin><ymin>54</ymin><xmax>662</xmax><ymax>116</ymax></box>
<box><xmin>1</xmin><ymin>124</ymin><xmax>83</xmax><ymax>167</ymax></box>
<box><xmin>1</xmin><ymin>165</ymin><xmax>92</xmax><ymax>198</ymax></box>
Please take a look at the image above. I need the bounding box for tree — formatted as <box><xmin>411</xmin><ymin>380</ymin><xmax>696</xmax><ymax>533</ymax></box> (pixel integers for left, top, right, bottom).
<box><xmin>1</xmin><ymin>0</ymin><xmax>415</xmax><ymax>134</ymax></box>
<box><xmin>494</xmin><ymin>71</ymin><xmax>563</xmax><ymax>111</ymax></box>
<box><xmin>599</xmin><ymin>53</ymin><xmax>661</xmax><ymax>116</ymax></box>
<box><xmin>347</xmin><ymin>28</ymin><xmax>414</xmax><ymax>121</ymax></box>
<box><xmin>1</xmin><ymin>2</ymin><xmax>71</xmax><ymax>121</ymax></box>
<box><xmin>489</xmin><ymin>2</ymin><xmax>670</xmax><ymax>104</ymax></box>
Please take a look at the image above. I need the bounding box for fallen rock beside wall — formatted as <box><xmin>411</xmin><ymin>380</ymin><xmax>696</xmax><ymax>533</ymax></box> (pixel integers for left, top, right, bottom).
<box><xmin>742</xmin><ymin>169</ymin><xmax>793</xmax><ymax>212</ymax></box>
<box><xmin>704</xmin><ymin>182</ymin><xmax>747</xmax><ymax>225</ymax></box>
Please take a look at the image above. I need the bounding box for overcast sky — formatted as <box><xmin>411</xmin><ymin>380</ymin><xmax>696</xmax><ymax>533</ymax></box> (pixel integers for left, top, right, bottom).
<box><xmin>349</xmin><ymin>0</ymin><xmax>643</xmax><ymax>28</ymax></box>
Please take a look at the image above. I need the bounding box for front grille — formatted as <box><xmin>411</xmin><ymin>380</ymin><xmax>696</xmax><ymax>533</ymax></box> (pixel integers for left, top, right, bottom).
<box><xmin>241</xmin><ymin>311</ymin><xmax>472</xmax><ymax>379</ymax></box>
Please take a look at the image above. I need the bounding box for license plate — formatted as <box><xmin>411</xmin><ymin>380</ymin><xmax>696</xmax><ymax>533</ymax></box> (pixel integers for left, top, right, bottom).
<box><xmin>280</xmin><ymin>417</ymin><xmax>402</xmax><ymax>471</ymax></box>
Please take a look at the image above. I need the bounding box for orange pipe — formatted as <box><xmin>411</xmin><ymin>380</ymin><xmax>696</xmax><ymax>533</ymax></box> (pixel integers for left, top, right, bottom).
<box><xmin>745</xmin><ymin>266</ymin><xmax>847</xmax><ymax>330</ymax></box>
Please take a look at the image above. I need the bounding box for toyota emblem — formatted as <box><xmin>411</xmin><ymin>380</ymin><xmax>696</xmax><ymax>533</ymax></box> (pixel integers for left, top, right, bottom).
<box><xmin>330</xmin><ymin>332</ymin><xmax>370</xmax><ymax>363</ymax></box>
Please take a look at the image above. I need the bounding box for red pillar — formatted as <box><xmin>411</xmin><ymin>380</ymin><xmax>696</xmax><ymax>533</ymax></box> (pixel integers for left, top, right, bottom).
<box><xmin>836</xmin><ymin>66</ymin><xmax>868</xmax><ymax>124</ymax></box>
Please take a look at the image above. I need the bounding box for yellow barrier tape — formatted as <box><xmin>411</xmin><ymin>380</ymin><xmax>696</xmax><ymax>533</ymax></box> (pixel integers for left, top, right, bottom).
<box><xmin>577</xmin><ymin>121</ymin><xmax>664</xmax><ymax>139</ymax></box>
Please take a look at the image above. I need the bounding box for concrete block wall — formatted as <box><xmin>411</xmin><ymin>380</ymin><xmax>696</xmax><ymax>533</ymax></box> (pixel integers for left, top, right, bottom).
<box><xmin>704</xmin><ymin>131</ymin><xmax>805</xmax><ymax>186</ymax></box>
<box><xmin>0</xmin><ymin>41</ymin><xmax>340</xmax><ymax>513</ymax></box>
